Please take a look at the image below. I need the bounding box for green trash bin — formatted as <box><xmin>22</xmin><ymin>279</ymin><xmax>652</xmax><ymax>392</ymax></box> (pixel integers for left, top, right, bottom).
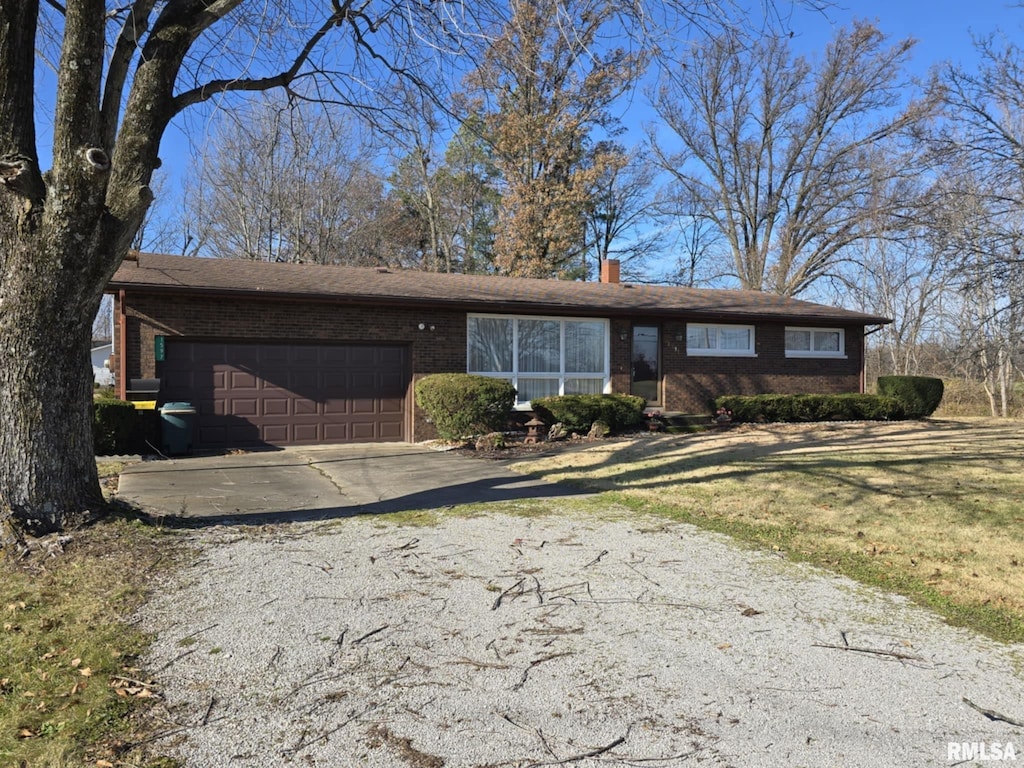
<box><xmin>160</xmin><ymin>402</ymin><xmax>196</xmax><ymax>455</ymax></box>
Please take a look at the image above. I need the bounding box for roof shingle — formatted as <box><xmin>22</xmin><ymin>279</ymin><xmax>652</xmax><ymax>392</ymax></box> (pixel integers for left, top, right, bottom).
<box><xmin>108</xmin><ymin>253</ymin><xmax>891</xmax><ymax>325</ymax></box>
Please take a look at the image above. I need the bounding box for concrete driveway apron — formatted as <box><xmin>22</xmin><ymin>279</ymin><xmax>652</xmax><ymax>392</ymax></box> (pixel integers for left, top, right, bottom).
<box><xmin>117</xmin><ymin>443</ymin><xmax>585</xmax><ymax>523</ymax></box>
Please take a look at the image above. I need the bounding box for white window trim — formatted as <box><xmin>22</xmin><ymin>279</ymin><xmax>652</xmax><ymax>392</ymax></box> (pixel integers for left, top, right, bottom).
<box><xmin>685</xmin><ymin>323</ymin><xmax>757</xmax><ymax>357</ymax></box>
<box><xmin>467</xmin><ymin>313</ymin><xmax>611</xmax><ymax>408</ymax></box>
<box><xmin>784</xmin><ymin>326</ymin><xmax>847</xmax><ymax>359</ymax></box>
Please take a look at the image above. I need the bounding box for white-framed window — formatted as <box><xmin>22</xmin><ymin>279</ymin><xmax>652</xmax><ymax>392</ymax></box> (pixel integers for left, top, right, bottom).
<box><xmin>467</xmin><ymin>314</ymin><xmax>610</xmax><ymax>408</ymax></box>
<box><xmin>686</xmin><ymin>323</ymin><xmax>756</xmax><ymax>356</ymax></box>
<box><xmin>785</xmin><ymin>327</ymin><xmax>846</xmax><ymax>358</ymax></box>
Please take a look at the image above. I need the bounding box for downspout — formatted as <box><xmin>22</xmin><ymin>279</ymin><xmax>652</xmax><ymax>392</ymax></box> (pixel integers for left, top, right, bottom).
<box><xmin>117</xmin><ymin>290</ymin><xmax>128</xmax><ymax>400</ymax></box>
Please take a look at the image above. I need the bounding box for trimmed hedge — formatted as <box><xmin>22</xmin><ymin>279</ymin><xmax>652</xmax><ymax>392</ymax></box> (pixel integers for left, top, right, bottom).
<box><xmin>93</xmin><ymin>398</ymin><xmax>141</xmax><ymax>455</ymax></box>
<box><xmin>714</xmin><ymin>393</ymin><xmax>906</xmax><ymax>423</ymax></box>
<box><xmin>877</xmin><ymin>375</ymin><xmax>944</xmax><ymax>418</ymax></box>
<box><xmin>414</xmin><ymin>374</ymin><xmax>517</xmax><ymax>441</ymax></box>
<box><xmin>530</xmin><ymin>393</ymin><xmax>646</xmax><ymax>433</ymax></box>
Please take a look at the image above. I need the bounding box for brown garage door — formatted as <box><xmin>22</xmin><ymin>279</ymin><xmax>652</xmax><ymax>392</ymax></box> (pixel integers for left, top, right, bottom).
<box><xmin>161</xmin><ymin>341</ymin><xmax>408</xmax><ymax>449</ymax></box>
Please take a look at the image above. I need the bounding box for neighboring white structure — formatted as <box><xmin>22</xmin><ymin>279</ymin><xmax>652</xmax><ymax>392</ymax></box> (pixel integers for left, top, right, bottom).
<box><xmin>92</xmin><ymin>341</ymin><xmax>114</xmax><ymax>386</ymax></box>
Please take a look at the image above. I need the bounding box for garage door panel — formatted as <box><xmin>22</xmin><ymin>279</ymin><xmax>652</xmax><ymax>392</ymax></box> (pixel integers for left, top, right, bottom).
<box><xmin>348</xmin><ymin>347</ymin><xmax>376</xmax><ymax>366</ymax></box>
<box><xmin>262</xmin><ymin>424</ymin><xmax>291</xmax><ymax>444</ymax></box>
<box><xmin>162</xmin><ymin>341</ymin><xmax>408</xmax><ymax>449</ymax></box>
<box><xmin>350</xmin><ymin>398</ymin><xmax>377</xmax><ymax>415</ymax></box>
<box><xmin>262</xmin><ymin>398</ymin><xmax>290</xmax><ymax>416</ymax></box>
<box><xmin>379</xmin><ymin>397</ymin><xmax>404</xmax><ymax>414</ymax></box>
<box><xmin>323</xmin><ymin>399</ymin><xmax>351</xmax><ymax>415</ymax></box>
<box><xmin>294</xmin><ymin>399</ymin><xmax>318</xmax><ymax>416</ymax></box>
<box><xmin>322</xmin><ymin>423</ymin><xmax>351</xmax><ymax>442</ymax></box>
<box><xmin>351</xmin><ymin>421</ymin><xmax>378</xmax><ymax>440</ymax></box>
<box><xmin>292</xmin><ymin>423</ymin><xmax>321</xmax><ymax>442</ymax></box>
<box><xmin>229</xmin><ymin>370</ymin><xmax>258</xmax><ymax>389</ymax></box>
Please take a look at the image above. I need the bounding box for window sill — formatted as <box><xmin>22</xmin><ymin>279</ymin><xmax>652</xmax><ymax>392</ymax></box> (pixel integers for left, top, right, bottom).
<box><xmin>686</xmin><ymin>351</ymin><xmax>758</xmax><ymax>358</ymax></box>
<box><xmin>784</xmin><ymin>353</ymin><xmax>848</xmax><ymax>359</ymax></box>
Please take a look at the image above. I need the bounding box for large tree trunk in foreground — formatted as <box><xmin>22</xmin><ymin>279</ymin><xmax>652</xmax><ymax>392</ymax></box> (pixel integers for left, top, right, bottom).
<box><xmin>0</xmin><ymin>212</ymin><xmax>105</xmax><ymax>534</ymax></box>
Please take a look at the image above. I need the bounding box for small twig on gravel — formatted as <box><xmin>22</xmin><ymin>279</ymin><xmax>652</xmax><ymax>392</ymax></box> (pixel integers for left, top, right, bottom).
<box><xmin>530</xmin><ymin>575</ymin><xmax>544</xmax><ymax>605</ymax></box>
<box><xmin>512</xmin><ymin>651</ymin><xmax>574</xmax><ymax>691</ymax></box>
<box><xmin>583</xmin><ymin>549</ymin><xmax>609</xmax><ymax>568</ymax></box>
<box><xmin>535</xmin><ymin>727</ymin><xmax>559</xmax><ymax>759</ymax></box>
<box><xmin>812</xmin><ymin>642</ymin><xmax>926</xmax><ymax>662</ymax></box>
<box><xmin>200</xmin><ymin>695</ymin><xmax>217</xmax><ymax>726</ymax></box>
<box><xmin>293</xmin><ymin>561</ymin><xmax>333</xmax><ymax>575</ymax></box>
<box><xmin>281</xmin><ymin>705</ymin><xmax>374</xmax><ymax>757</ymax></box>
<box><xmin>624</xmin><ymin>561</ymin><xmax>661</xmax><ymax>587</ymax></box>
<box><xmin>153</xmin><ymin>647</ymin><xmax>197</xmax><ymax>673</ymax></box>
<box><xmin>962</xmin><ymin>697</ymin><xmax>1024</xmax><ymax>727</ymax></box>
<box><xmin>451</xmin><ymin>656</ymin><xmax>510</xmax><ymax>670</ymax></box>
<box><xmin>525</xmin><ymin>734</ymin><xmax>626</xmax><ymax>766</ymax></box>
<box><xmin>176</xmin><ymin>623</ymin><xmax>219</xmax><ymax>644</ymax></box>
<box><xmin>352</xmin><ymin>624</ymin><xmax>389</xmax><ymax>645</ymax></box>
<box><xmin>492</xmin><ymin>578</ymin><xmax>526</xmax><ymax>611</ymax></box>
<box><xmin>393</xmin><ymin>537</ymin><xmax>420</xmax><ymax>551</ymax></box>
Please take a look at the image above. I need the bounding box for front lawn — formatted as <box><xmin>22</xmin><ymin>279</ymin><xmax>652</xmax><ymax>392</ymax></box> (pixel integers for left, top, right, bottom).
<box><xmin>1</xmin><ymin>477</ymin><xmax>176</xmax><ymax>767</ymax></box>
<box><xmin>510</xmin><ymin>418</ymin><xmax>1024</xmax><ymax>643</ymax></box>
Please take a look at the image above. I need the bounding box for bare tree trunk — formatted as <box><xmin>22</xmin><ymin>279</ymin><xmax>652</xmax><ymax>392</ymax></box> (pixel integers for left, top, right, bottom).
<box><xmin>0</xmin><ymin>232</ymin><xmax>104</xmax><ymax>533</ymax></box>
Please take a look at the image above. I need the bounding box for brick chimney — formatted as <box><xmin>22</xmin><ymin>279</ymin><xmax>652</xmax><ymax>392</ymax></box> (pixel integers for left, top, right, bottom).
<box><xmin>600</xmin><ymin>258</ymin><xmax>620</xmax><ymax>284</ymax></box>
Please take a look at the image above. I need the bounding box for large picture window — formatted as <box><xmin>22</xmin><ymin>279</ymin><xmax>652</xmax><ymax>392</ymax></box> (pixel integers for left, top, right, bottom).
<box><xmin>467</xmin><ymin>314</ymin><xmax>609</xmax><ymax>407</ymax></box>
<box><xmin>785</xmin><ymin>327</ymin><xmax>845</xmax><ymax>358</ymax></box>
<box><xmin>686</xmin><ymin>323</ymin><xmax>756</xmax><ymax>356</ymax></box>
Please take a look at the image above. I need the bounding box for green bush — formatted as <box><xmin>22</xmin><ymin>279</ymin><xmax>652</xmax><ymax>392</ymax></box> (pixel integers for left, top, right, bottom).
<box><xmin>414</xmin><ymin>374</ymin><xmax>517</xmax><ymax>441</ymax></box>
<box><xmin>93</xmin><ymin>398</ymin><xmax>141</xmax><ymax>455</ymax></box>
<box><xmin>530</xmin><ymin>393</ymin><xmax>646</xmax><ymax>433</ymax></box>
<box><xmin>876</xmin><ymin>376</ymin><xmax>944</xmax><ymax>418</ymax></box>
<box><xmin>714</xmin><ymin>393</ymin><xmax>906</xmax><ymax>423</ymax></box>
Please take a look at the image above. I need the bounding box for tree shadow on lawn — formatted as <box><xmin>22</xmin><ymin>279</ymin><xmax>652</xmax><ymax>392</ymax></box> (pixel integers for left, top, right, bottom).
<box><xmin>511</xmin><ymin>419</ymin><xmax>1024</xmax><ymax>510</ymax></box>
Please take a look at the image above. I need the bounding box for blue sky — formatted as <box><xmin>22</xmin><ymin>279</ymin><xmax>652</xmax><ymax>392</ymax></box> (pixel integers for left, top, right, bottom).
<box><xmin>34</xmin><ymin>1</ymin><xmax>1024</xmax><ymax>247</ymax></box>
<box><xmin>791</xmin><ymin>0</ymin><xmax>1019</xmax><ymax>72</ymax></box>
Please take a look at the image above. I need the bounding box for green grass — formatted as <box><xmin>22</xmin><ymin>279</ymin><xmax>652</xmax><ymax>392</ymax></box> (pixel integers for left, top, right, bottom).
<box><xmin>509</xmin><ymin>418</ymin><xmax>1024</xmax><ymax>644</ymax></box>
<box><xmin>0</xmin><ymin>513</ymin><xmax>180</xmax><ymax>768</ymax></box>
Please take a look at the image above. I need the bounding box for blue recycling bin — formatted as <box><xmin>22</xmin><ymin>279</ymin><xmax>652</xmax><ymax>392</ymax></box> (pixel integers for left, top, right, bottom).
<box><xmin>159</xmin><ymin>402</ymin><xmax>196</xmax><ymax>455</ymax></box>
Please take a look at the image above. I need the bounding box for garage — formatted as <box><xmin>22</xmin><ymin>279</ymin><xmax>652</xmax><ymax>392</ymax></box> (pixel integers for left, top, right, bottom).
<box><xmin>160</xmin><ymin>341</ymin><xmax>409</xmax><ymax>449</ymax></box>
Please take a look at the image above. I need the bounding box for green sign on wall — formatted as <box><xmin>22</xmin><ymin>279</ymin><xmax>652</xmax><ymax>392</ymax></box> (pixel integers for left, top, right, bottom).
<box><xmin>154</xmin><ymin>335</ymin><xmax>166</xmax><ymax>362</ymax></box>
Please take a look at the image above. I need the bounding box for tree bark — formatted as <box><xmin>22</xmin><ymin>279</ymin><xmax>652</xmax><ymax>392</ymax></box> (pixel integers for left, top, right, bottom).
<box><xmin>0</xmin><ymin>226</ymin><xmax>105</xmax><ymax>534</ymax></box>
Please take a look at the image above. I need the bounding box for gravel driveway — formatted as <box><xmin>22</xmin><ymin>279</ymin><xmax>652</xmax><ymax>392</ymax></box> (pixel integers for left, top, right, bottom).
<box><xmin>140</xmin><ymin>507</ymin><xmax>1024</xmax><ymax>767</ymax></box>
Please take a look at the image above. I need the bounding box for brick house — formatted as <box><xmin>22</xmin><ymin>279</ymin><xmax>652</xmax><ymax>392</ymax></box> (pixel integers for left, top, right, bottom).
<box><xmin>107</xmin><ymin>252</ymin><xmax>889</xmax><ymax>449</ymax></box>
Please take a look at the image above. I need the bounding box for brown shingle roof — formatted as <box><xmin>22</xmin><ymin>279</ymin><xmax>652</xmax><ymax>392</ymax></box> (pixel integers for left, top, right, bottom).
<box><xmin>108</xmin><ymin>253</ymin><xmax>891</xmax><ymax>325</ymax></box>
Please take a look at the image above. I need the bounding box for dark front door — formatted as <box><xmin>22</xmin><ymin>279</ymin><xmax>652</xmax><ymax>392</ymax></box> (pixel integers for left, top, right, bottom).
<box><xmin>630</xmin><ymin>325</ymin><xmax>660</xmax><ymax>404</ymax></box>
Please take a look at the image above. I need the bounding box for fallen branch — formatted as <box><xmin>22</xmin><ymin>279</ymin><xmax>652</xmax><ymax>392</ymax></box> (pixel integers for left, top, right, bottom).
<box><xmin>583</xmin><ymin>549</ymin><xmax>608</xmax><ymax>568</ymax></box>
<box><xmin>812</xmin><ymin>642</ymin><xmax>925</xmax><ymax>662</ymax></box>
<box><xmin>512</xmin><ymin>651</ymin><xmax>574</xmax><ymax>691</ymax></box>
<box><xmin>200</xmin><ymin>695</ymin><xmax>216</xmax><ymax>726</ymax></box>
<box><xmin>491</xmin><ymin>578</ymin><xmax>526</xmax><ymax>611</ymax></box>
<box><xmin>962</xmin><ymin>697</ymin><xmax>1024</xmax><ymax>727</ymax></box>
<box><xmin>353</xmin><ymin>624</ymin><xmax>389</xmax><ymax>645</ymax></box>
<box><xmin>525</xmin><ymin>734</ymin><xmax>626</xmax><ymax>767</ymax></box>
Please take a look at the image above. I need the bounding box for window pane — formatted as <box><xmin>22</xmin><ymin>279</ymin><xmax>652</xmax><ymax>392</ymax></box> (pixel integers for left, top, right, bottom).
<box><xmin>518</xmin><ymin>320</ymin><xmax>560</xmax><ymax>372</ymax></box>
<box><xmin>517</xmin><ymin>377</ymin><xmax>560</xmax><ymax>402</ymax></box>
<box><xmin>687</xmin><ymin>326</ymin><xmax>715</xmax><ymax>349</ymax></box>
<box><xmin>468</xmin><ymin>317</ymin><xmax>512</xmax><ymax>372</ymax></box>
<box><xmin>813</xmin><ymin>331</ymin><xmax>841</xmax><ymax>352</ymax></box>
<box><xmin>720</xmin><ymin>328</ymin><xmax>751</xmax><ymax>350</ymax></box>
<box><xmin>565</xmin><ymin>321</ymin><xmax>605</xmax><ymax>372</ymax></box>
<box><xmin>785</xmin><ymin>330</ymin><xmax>811</xmax><ymax>351</ymax></box>
<box><xmin>565</xmin><ymin>377</ymin><xmax>604</xmax><ymax>395</ymax></box>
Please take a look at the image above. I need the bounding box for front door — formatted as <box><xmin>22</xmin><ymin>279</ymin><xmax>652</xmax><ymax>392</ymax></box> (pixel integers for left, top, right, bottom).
<box><xmin>630</xmin><ymin>325</ymin><xmax>660</xmax><ymax>404</ymax></box>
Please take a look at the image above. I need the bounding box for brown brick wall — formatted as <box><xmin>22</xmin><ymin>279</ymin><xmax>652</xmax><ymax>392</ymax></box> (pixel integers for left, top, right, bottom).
<box><xmin>119</xmin><ymin>292</ymin><xmax>465</xmax><ymax>441</ymax></box>
<box><xmin>663</xmin><ymin>321</ymin><xmax>864</xmax><ymax>412</ymax></box>
<box><xmin>116</xmin><ymin>291</ymin><xmax>867</xmax><ymax>439</ymax></box>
